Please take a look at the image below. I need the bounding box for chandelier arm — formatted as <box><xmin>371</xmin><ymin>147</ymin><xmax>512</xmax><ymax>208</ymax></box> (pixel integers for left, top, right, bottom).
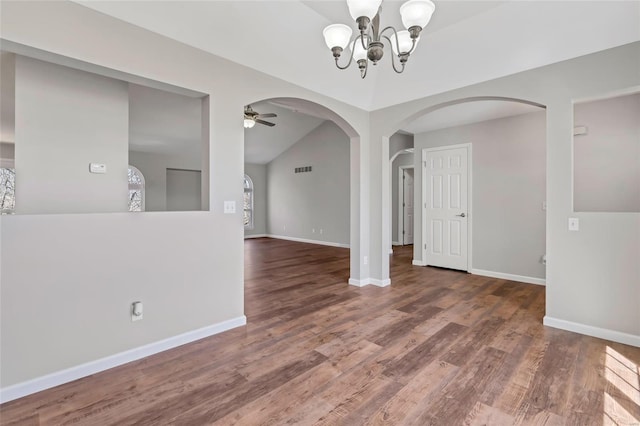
<box><xmin>379</xmin><ymin>26</ymin><xmax>418</xmax><ymax>56</ymax></box>
<box><xmin>335</xmin><ymin>37</ymin><xmax>358</xmax><ymax>70</ymax></box>
<box><xmin>382</xmin><ymin>35</ymin><xmax>407</xmax><ymax>74</ymax></box>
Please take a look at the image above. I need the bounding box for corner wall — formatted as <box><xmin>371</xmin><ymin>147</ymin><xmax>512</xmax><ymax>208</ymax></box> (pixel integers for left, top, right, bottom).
<box><xmin>371</xmin><ymin>42</ymin><xmax>640</xmax><ymax>346</ymax></box>
<box><xmin>413</xmin><ymin>110</ymin><xmax>546</xmax><ymax>280</ymax></box>
<box><xmin>267</xmin><ymin>121</ymin><xmax>350</xmax><ymax>247</ymax></box>
<box><xmin>0</xmin><ymin>0</ymin><xmax>369</xmax><ymax>396</ymax></box>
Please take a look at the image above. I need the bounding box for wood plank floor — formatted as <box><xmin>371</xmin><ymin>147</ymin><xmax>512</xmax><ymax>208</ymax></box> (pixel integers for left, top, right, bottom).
<box><xmin>2</xmin><ymin>238</ymin><xmax>639</xmax><ymax>425</ymax></box>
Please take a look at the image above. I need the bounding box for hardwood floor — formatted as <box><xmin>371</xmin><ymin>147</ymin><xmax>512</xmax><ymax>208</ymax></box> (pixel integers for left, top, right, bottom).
<box><xmin>2</xmin><ymin>238</ymin><xmax>639</xmax><ymax>425</ymax></box>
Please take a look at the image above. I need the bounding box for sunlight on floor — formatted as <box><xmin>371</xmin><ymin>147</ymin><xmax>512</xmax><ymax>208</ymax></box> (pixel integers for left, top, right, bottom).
<box><xmin>604</xmin><ymin>346</ymin><xmax>640</xmax><ymax>425</ymax></box>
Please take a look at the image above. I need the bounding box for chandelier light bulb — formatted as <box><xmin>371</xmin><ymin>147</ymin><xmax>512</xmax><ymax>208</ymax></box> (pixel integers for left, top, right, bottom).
<box><xmin>399</xmin><ymin>0</ymin><xmax>435</xmax><ymax>30</ymax></box>
<box><xmin>390</xmin><ymin>30</ymin><xmax>417</xmax><ymax>55</ymax></box>
<box><xmin>323</xmin><ymin>24</ymin><xmax>353</xmax><ymax>50</ymax></box>
<box><xmin>244</xmin><ymin>118</ymin><xmax>256</xmax><ymax>129</ymax></box>
<box><xmin>346</xmin><ymin>0</ymin><xmax>382</xmax><ymax>21</ymax></box>
<box><xmin>352</xmin><ymin>36</ymin><xmax>369</xmax><ymax>61</ymax></box>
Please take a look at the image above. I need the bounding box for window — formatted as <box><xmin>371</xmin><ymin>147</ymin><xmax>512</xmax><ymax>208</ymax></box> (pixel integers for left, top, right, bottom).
<box><xmin>128</xmin><ymin>166</ymin><xmax>145</xmax><ymax>212</ymax></box>
<box><xmin>244</xmin><ymin>175</ymin><xmax>254</xmax><ymax>229</ymax></box>
<box><xmin>0</xmin><ymin>168</ymin><xmax>15</xmax><ymax>214</ymax></box>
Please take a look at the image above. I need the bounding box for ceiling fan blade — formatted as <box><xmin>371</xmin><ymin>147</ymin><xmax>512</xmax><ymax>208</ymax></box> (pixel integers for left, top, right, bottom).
<box><xmin>255</xmin><ymin>119</ymin><xmax>276</xmax><ymax>127</ymax></box>
<box><xmin>257</xmin><ymin>113</ymin><xmax>277</xmax><ymax>118</ymax></box>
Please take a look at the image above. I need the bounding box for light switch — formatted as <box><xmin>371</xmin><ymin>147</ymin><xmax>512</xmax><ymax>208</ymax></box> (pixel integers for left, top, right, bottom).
<box><xmin>568</xmin><ymin>217</ymin><xmax>579</xmax><ymax>231</ymax></box>
<box><xmin>89</xmin><ymin>163</ymin><xmax>107</xmax><ymax>174</ymax></box>
<box><xmin>224</xmin><ymin>201</ymin><xmax>236</xmax><ymax>214</ymax></box>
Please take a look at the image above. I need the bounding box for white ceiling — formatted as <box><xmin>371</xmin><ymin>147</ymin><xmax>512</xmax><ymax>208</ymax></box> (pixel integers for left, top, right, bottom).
<box><xmin>77</xmin><ymin>0</ymin><xmax>640</xmax><ymax>111</ymax></box>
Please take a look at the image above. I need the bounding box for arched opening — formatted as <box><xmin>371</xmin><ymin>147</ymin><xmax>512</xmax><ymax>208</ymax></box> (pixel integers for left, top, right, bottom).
<box><xmin>384</xmin><ymin>97</ymin><xmax>547</xmax><ymax>291</ymax></box>
<box><xmin>242</xmin><ymin>96</ymin><xmax>363</xmax><ymax>311</ymax></box>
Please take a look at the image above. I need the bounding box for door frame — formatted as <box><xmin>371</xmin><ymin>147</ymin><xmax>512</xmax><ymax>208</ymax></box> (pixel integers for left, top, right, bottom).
<box><xmin>398</xmin><ymin>165</ymin><xmax>414</xmax><ymax>246</ymax></box>
<box><xmin>421</xmin><ymin>143</ymin><xmax>473</xmax><ymax>272</ymax></box>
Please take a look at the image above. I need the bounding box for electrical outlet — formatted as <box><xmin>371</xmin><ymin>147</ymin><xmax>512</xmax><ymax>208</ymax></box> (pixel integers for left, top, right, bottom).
<box><xmin>568</xmin><ymin>217</ymin><xmax>579</xmax><ymax>231</ymax></box>
<box><xmin>312</xmin><ymin>228</ymin><xmax>315</xmax><ymax>233</ymax></box>
<box><xmin>320</xmin><ymin>229</ymin><xmax>323</xmax><ymax>235</ymax></box>
<box><xmin>131</xmin><ymin>301</ymin><xmax>143</xmax><ymax>322</ymax></box>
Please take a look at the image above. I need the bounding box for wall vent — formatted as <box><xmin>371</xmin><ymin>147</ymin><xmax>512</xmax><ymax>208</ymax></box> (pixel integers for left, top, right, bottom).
<box><xmin>294</xmin><ymin>166</ymin><xmax>313</xmax><ymax>174</ymax></box>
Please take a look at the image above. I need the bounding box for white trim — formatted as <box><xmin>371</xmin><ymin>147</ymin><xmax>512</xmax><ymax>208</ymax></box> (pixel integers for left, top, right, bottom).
<box><xmin>398</xmin><ymin>165</ymin><xmax>414</xmax><ymax>246</ymax></box>
<box><xmin>0</xmin><ymin>316</ymin><xmax>247</xmax><ymax>404</ymax></box>
<box><xmin>348</xmin><ymin>278</ymin><xmax>391</xmax><ymax>287</ymax></box>
<box><xmin>370</xmin><ymin>278</ymin><xmax>391</xmax><ymax>287</ymax></box>
<box><xmin>348</xmin><ymin>278</ymin><xmax>368</xmax><ymax>287</ymax></box>
<box><xmin>470</xmin><ymin>268</ymin><xmax>545</xmax><ymax>286</ymax></box>
<box><xmin>244</xmin><ymin>233</ymin><xmax>268</xmax><ymax>239</ymax></box>
<box><xmin>543</xmin><ymin>316</ymin><xmax>640</xmax><ymax>348</ymax></box>
<box><xmin>389</xmin><ymin>249</ymin><xmax>393</xmax><ymax>254</ymax></box>
<box><xmin>267</xmin><ymin>234</ymin><xmax>349</xmax><ymax>249</ymax></box>
<box><xmin>389</xmin><ymin>150</ymin><xmax>414</xmax><ymax>254</ymax></box>
<box><xmin>412</xmin><ymin>259</ymin><xmax>426</xmax><ymax>266</ymax></box>
<box><xmin>392</xmin><ymin>240</ymin><xmax>401</xmax><ymax>246</ymax></box>
<box><xmin>422</xmin><ymin>143</ymin><xmax>473</xmax><ymax>272</ymax></box>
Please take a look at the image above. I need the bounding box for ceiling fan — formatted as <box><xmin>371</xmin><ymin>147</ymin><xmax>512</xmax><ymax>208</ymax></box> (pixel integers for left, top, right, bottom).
<box><xmin>244</xmin><ymin>105</ymin><xmax>277</xmax><ymax>128</ymax></box>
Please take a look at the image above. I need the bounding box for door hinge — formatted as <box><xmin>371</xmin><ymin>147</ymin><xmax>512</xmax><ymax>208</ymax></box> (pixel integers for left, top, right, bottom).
<box><xmin>403</xmin><ymin>203</ymin><xmax>405</xmax><ymax>207</ymax></box>
<box><xmin>424</xmin><ymin>243</ymin><xmax>427</xmax><ymax>249</ymax></box>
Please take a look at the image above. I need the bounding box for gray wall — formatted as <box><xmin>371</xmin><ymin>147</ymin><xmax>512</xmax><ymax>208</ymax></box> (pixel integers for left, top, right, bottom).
<box><xmin>1</xmin><ymin>0</ymin><xmax>369</xmax><ymax>390</ymax></box>
<box><xmin>267</xmin><ymin>121</ymin><xmax>350</xmax><ymax>246</ymax></box>
<box><xmin>0</xmin><ymin>142</ymin><xmax>15</xmax><ymax>168</ymax></box>
<box><xmin>414</xmin><ymin>110</ymin><xmax>546</xmax><ymax>279</ymax></box>
<box><xmin>389</xmin><ymin>132</ymin><xmax>413</xmax><ymax>159</ymax></box>
<box><xmin>14</xmin><ymin>56</ymin><xmax>129</xmax><ymax>214</ymax></box>
<box><xmin>372</xmin><ymin>43</ymin><xmax>640</xmax><ymax>342</ymax></box>
<box><xmin>391</xmin><ymin>153</ymin><xmax>414</xmax><ymax>244</ymax></box>
<box><xmin>244</xmin><ymin>163</ymin><xmax>267</xmax><ymax>236</ymax></box>
<box><xmin>574</xmin><ymin>92</ymin><xmax>640</xmax><ymax>212</ymax></box>
<box><xmin>129</xmin><ymin>151</ymin><xmax>201</xmax><ymax>212</ymax></box>
<box><xmin>0</xmin><ymin>53</ymin><xmax>15</xmax><ymax>144</ymax></box>
<box><xmin>166</xmin><ymin>168</ymin><xmax>201</xmax><ymax>211</ymax></box>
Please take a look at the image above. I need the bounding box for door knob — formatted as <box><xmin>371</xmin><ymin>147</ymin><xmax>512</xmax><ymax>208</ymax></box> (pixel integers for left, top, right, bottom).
<box><xmin>456</xmin><ymin>213</ymin><xmax>466</xmax><ymax>217</ymax></box>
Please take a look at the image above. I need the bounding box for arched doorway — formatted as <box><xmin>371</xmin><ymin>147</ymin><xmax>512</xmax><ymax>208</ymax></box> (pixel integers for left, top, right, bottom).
<box><xmin>384</xmin><ymin>97</ymin><xmax>547</xmax><ymax>287</ymax></box>
<box><xmin>242</xmin><ymin>97</ymin><xmax>363</xmax><ymax>285</ymax></box>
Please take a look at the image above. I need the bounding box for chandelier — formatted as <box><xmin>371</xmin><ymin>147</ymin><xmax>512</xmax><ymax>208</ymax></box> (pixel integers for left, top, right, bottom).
<box><xmin>322</xmin><ymin>0</ymin><xmax>435</xmax><ymax>78</ymax></box>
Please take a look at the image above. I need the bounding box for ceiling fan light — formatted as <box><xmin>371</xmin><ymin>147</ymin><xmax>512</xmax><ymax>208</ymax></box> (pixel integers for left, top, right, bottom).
<box><xmin>346</xmin><ymin>0</ymin><xmax>382</xmax><ymax>21</ymax></box>
<box><xmin>390</xmin><ymin>30</ymin><xmax>417</xmax><ymax>55</ymax></box>
<box><xmin>399</xmin><ymin>0</ymin><xmax>435</xmax><ymax>30</ymax></box>
<box><xmin>352</xmin><ymin>35</ymin><xmax>369</xmax><ymax>61</ymax></box>
<box><xmin>323</xmin><ymin>24</ymin><xmax>353</xmax><ymax>50</ymax></box>
<box><xmin>244</xmin><ymin>118</ymin><xmax>256</xmax><ymax>129</ymax></box>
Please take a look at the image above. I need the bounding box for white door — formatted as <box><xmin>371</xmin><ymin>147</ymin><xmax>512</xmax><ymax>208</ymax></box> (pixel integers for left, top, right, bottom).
<box><xmin>423</xmin><ymin>146</ymin><xmax>469</xmax><ymax>271</ymax></box>
<box><xmin>403</xmin><ymin>168</ymin><xmax>414</xmax><ymax>245</ymax></box>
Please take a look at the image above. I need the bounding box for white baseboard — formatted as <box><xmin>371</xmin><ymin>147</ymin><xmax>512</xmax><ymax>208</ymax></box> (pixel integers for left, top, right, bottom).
<box><xmin>543</xmin><ymin>316</ymin><xmax>640</xmax><ymax>348</ymax></box>
<box><xmin>412</xmin><ymin>260</ymin><xmax>426</xmax><ymax>266</ymax></box>
<box><xmin>267</xmin><ymin>234</ymin><xmax>349</xmax><ymax>249</ymax></box>
<box><xmin>348</xmin><ymin>278</ymin><xmax>368</xmax><ymax>287</ymax></box>
<box><xmin>244</xmin><ymin>233</ymin><xmax>267</xmax><ymax>239</ymax></box>
<box><xmin>370</xmin><ymin>278</ymin><xmax>391</xmax><ymax>287</ymax></box>
<box><xmin>348</xmin><ymin>278</ymin><xmax>391</xmax><ymax>287</ymax></box>
<box><xmin>0</xmin><ymin>315</ymin><xmax>247</xmax><ymax>404</ymax></box>
<box><xmin>392</xmin><ymin>241</ymin><xmax>401</xmax><ymax>246</ymax></box>
<box><xmin>470</xmin><ymin>268</ymin><xmax>545</xmax><ymax>286</ymax></box>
